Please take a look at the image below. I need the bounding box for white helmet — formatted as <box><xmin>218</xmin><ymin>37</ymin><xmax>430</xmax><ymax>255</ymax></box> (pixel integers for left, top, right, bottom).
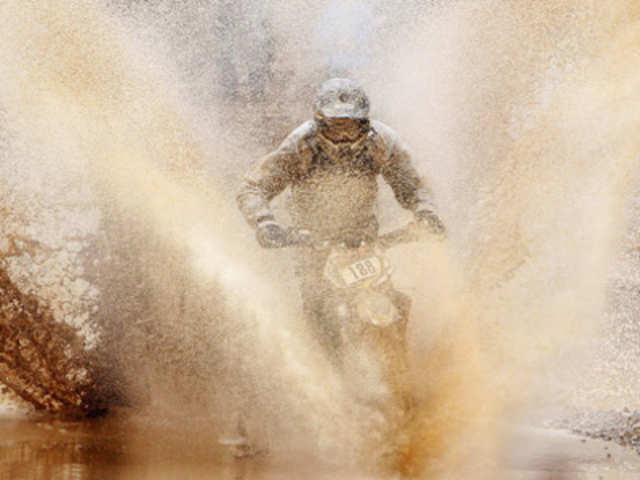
<box><xmin>314</xmin><ymin>78</ymin><xmax>370</xmax><ymax>121</ymax></box>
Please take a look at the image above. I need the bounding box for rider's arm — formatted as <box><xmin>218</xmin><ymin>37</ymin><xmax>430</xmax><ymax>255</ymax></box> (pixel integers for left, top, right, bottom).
<box><xmin>237</xmin><ymin>126</ymin><xmax>306</xmax><ymax>228</ymax></box>
<box><xmin>382</xmin><ymin>142</ymin><xmax>433</xmax><ymax>214</ymax></box>
<box><xmin>374</xmin><ymin>122</ymin><xmax>445</xmax><ymax>235</ymax></box>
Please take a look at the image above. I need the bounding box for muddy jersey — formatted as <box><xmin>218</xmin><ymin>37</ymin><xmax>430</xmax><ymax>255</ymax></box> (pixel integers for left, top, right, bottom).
<box><xmin>237</xmin><ymin>120</ymin><xmax>435</xmax><ymax>240</ymax></box>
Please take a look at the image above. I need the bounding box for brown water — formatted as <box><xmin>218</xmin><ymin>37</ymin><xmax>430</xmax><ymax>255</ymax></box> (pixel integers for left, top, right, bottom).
<box><xmin>0</xmin><ymin>414</ymin><xmax>226</xmax><ymax>480</ymax></box>
<box><xmin>0</xmin><ymin>411</ymin><xmax>379</xmax><ymax>480</ymax></box>
<box><xmin>2</xmin><ymin>414</ymin><xmax>640</xmax><ymax>480</ymax></box>
<box><xmin>0</xmin><ymin>413</ymin><xmax>284</xmax><ymax>480</ymax></box>
<box><xmin>2</xmin><ymin>0</ymin><xmax>640</xmax><ymax>478</ymax></box>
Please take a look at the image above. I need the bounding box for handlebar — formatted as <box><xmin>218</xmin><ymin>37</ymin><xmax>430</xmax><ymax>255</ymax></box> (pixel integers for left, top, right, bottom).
<box><xmin>282</xmin><ymin>222</ymin><xmax>433</xmax><ymax>250</ymax></box>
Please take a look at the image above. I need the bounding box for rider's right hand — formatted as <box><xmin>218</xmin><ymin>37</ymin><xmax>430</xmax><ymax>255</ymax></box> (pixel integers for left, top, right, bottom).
<box><xmin>256</xmin><ymin>219</ymin><xmax>288</xmax><ymax>248</ymax></box>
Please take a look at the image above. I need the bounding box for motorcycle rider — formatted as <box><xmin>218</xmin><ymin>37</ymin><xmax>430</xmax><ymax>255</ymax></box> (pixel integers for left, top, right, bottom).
<box><xmin>236</xmin><ymin>77</ymin><xmax>445</xmax><ymax>465</ymax></box>
<box><xmin>238</xmin><ymin>78</ymin><xmax>444</xmax><ymax>359</ymax></box>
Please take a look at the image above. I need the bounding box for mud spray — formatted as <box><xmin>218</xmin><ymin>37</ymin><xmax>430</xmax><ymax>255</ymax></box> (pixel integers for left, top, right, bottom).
<box><xmin>0</xmin><ymin>0</ymin><xmax>639</xmax><ymax>478</ymax></box>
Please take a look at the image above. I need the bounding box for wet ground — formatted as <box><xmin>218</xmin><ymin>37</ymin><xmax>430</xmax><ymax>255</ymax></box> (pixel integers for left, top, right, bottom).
<box><xmin>1</xmin><ymin>410</ymin><xmax>640</xmax><ymax>480</ymax></box>
<box><xmin>501</xmin><ymin>426</ymin><xmax>640</xmax><ymax>479</ymax></box>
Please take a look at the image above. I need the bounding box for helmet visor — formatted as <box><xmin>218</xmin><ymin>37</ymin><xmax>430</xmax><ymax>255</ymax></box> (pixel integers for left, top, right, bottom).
<box><xmin>318</xmin><ymin>98</ymin><xmax>368</xmax><ymax>119</ymax></box>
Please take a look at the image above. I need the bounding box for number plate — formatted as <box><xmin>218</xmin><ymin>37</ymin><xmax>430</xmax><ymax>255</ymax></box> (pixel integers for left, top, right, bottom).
<box><xmin>341</xmin><ymin>257</ymin><xmax>383</xmax><ymax>285</ymax></box>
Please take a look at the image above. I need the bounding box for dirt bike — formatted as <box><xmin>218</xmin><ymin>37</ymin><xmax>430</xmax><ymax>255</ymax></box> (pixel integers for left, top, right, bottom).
<box><xmin>221</xmin><ymin>222</ymin><xmax>434</xmax><ymax>464</ymax></box>
<box><xmin>281</xmin><ymin>223</ymin><xmax>429</xmax><ymax>458</ymax></box>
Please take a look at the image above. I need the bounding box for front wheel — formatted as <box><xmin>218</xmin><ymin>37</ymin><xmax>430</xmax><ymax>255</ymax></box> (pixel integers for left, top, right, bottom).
<box><xmin>343</xmin><ymin>323</ymin><xmax>414</xmax><ymax>475</ymax></box>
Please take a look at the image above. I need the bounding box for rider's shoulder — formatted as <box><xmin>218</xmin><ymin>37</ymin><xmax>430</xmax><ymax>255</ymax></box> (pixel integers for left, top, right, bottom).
<box><xmin>279</xmin><ymin>121</ymin><xmax>316</xmax><ymax>153</ymax></box>
<box><xmin>369</xmin><ymin>120</ymin><xmax>402</xmax><ymax>154</ymax></box>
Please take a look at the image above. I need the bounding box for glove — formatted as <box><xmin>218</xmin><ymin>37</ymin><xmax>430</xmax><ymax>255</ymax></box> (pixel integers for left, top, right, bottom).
<box><xmin>415</xmin><ymin>210</ymin><xmax>446</xmax><ymax>237</ymax></box>
<box><xmin>256</xmin><ymin>219</ymin><xmax>288</xmax><ymax>248</ymax></box>
<box><xmin>344</xmin><ymin>235</ymin><xmax>365</xmax><ymax>249</ymax></box>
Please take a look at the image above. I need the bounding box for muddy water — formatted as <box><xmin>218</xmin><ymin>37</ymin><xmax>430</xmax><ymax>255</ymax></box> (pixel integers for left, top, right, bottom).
<box><xmin>0</xmin><ymin>412</ymin><xmax>362</xmax><ymax>480</ymax></box>
<box><xmin>0</xmin><ymin>415</ymin><xmax>225</xmax><ymax>480</ymax></box>
<box><xmin>0</xmin><ymin>414</ymin><xmax>252</xmax><ymax>480</ymax></box>
<box><xmin>2</xmin><ymin>0</ymin><xmax>640</xmax><ymax>479</ymax></box>
<box><xmin>1</xmin><ymin>413</ymin><xmax>640</xmax><ymax>480</ymax></box>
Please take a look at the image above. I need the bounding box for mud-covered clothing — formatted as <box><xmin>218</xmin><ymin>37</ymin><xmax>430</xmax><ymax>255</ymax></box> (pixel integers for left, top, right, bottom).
<box><xmin>237</xmin><ymin>119</ymin><xmax>436</xmax><ymax>242</ymax></box>
<box><xmin>237</xmin><ymin>119</ymin><xmax>435</xmax><ymax>375</ymax></box>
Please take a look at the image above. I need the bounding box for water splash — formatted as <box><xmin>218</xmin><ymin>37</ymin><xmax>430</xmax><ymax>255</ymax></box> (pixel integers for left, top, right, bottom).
<box><xmin>1</xmin><ymin>0</ymin><xmax>640</xmax><ymax>478</ymax></box>
<box><xmin>0</xmin><ymin>0</ymin><xmax>357</xmax><ymax>460</ymax></box>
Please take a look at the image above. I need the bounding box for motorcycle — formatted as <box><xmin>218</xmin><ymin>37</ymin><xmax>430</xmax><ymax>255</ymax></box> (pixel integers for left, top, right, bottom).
<box><xmin>282</xmin><ymin>223</ymin><xmax>427</xmax><ymax>457</ymax></box>
<box><xmin>220</xmin><ymin>222</ymin><xmax>432</xmax><ymax>465</ymax></box>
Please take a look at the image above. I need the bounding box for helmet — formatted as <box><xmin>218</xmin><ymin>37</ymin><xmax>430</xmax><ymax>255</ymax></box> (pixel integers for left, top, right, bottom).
<box><xmin>314</xmin><ymin>78</ymin><xmax>370</xmax><ymax>120</ymax></box>
<box><xmin>314</xmin><ymin>78</ymin><xmax>370</xmax><ymax>145</ymax></box>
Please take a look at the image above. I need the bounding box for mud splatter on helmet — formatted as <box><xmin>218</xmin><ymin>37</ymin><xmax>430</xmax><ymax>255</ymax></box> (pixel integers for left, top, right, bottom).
<box><xmin>314</xmin><ymin>78</ymin><xmax>370</xmax><ymax>120</ymax></box>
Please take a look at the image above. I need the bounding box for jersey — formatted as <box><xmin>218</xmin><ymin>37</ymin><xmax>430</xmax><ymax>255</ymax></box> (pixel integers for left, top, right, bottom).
<box><xmin>237</xmin><ymin>119</ymin><xmax>435</xmax><ymax>240</ymax></box>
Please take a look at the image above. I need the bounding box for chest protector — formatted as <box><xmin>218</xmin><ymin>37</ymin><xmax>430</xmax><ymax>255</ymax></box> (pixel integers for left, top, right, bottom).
<box><xmin>288</xmin><ymin>129</ymin><xmax>384</xmax><ymax>240</ymax></box>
